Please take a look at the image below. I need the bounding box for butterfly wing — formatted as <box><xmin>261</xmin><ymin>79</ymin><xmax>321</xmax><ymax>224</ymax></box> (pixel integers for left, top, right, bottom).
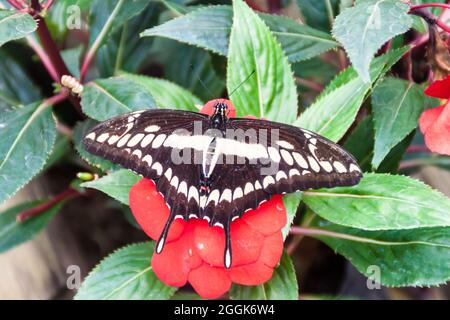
<box><xmin>202</xmin><ymin>117</ymin><xmax>362</xmax><ymax>224</ymax></box>
<box><xmin>83</xmin><ymin>109</ymin><xmax>209</xmax><ymax>215</ymax></box>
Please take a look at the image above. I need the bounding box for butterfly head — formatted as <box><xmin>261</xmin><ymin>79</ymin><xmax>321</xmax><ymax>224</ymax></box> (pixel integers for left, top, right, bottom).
<box><xmin>201</xmin><ymin>99</ymin><xmax>236</xmax><ymax>118</ymax></box>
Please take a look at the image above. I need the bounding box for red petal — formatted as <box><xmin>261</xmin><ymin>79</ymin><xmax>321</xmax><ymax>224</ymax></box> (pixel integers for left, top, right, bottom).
<box><xmin>242</xmin><ymin>195</ymin><xmax>287</xmax><ymax>236</ymax></box>
<box><xmin>188</xmin><ymin>263</ymin><xmax>231</xmax><ymax>299</ymax></box>
<box><xmin>151</xmin><ymin>223</ymin><xmax>202</xmax><ymax>287</ymax></box>
<box><xmin>419</xmin><ymin>106</ymin><xmax>444</xmax><ymax>134</ymax></box>
<box><xmin>422</xmin><ymin>104</ymin><xmax>450</xmax><ymax>155</ymax></box>
<box><xmin>194</xmin><ymin>219</ymin><xmax>264</xmax><ymax>267</ymax></box>
<box><xmin>228</xmin><ymin>260</ymin><xmax>274</xmax><ymax>286</ymax></box>
<box><xmin>424</xmin><ymin>75</ymin><xmax>450</xmax><ymax>99</ymax></box>
<box><xmin>259</xmin><ymin>232</ymin><xmax>284</xmax><ymax>268</ymax></box>
<box><xmin>129</xmin><ymin>179</ymin><xmax>185</xmax><ymax>242</ymax></box>
<box><xmin>200</xmin><ymin>99</ymin><xmax>236</xmax><ymax>117</ymax></box>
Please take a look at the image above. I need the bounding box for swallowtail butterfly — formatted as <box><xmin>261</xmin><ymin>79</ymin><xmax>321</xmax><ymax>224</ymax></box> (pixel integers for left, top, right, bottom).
<box><xmin>83</xmin><ymin>99</ymin><xmax>362</xmax><ymax>268</ymax></box>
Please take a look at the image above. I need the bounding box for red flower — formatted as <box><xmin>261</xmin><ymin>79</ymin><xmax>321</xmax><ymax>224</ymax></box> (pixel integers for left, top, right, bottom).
<box><xmin>128</xmin><ymin>99</ymin><xmax>286</xmax><ymax>299</ymax></box>
<box><xmin>420</xmin><ymin>76</ymin><xmax>450</xmax><ymax>156</ymax></box>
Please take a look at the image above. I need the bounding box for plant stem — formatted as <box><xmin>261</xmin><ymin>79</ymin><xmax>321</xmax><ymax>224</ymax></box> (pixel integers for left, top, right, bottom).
<box><xmin>6</xmin><ymin>0</ymin><xmax>23</xmax><ymax>10</ymax></box>
<box><xmin>16</xmin><ymin>188</ymin><xmax>79</xmax><ymax>222</ymax></box>
<box><xmin>42</xmin><ymin>90</ymin><xmax>69</xmax><ymax>108</ymax></box>
<box><xmin>410</xmin><ymin>3</ymin><xmax>450</xmax><ymax>11</ymax></box>
<box><xmin>26</xmin><ymin>36</ymin><xmax>59</xmax><ymax>82</ymax></box>
<box><xmin>295</xmin><ymin>77</ymin><xmax>324</xmax><ymax>92</ymax></box>
<box><xmin>80</xmin><ymin>0</ymin><xmax>125</xmax><ymax>81</ymax></box>
<box><xmin>410</xmin><ymin>6</ymin><xmax>450</xmax><ymax>33</ymax></box>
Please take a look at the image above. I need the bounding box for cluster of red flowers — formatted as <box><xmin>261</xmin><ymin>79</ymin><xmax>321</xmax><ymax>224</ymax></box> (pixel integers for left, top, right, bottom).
<box><xmin>420</xmin><ymin>75</ymin><xmax>450</xmax><ymax>156</ymax></box>
<box><xmin>129</xmin><ymin>100</ymin><xmax>287</xmax><ymax>299</ymax></box>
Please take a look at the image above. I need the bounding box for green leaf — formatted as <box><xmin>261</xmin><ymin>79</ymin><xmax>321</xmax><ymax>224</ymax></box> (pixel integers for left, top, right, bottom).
<box><xmin>303</xmin><ymin>173</ymin><xmax>450</xmax><ymax>230</ymax></box>
<box><xmin>0</xmin><ymin>9</ymin><xmax>37</xmax><ymax>47</ymax></box>
<box><xmin>343</xmin><ymin>116</ymin><xmax>374</xmax><ymax>171</ymax></box>
<box><xmin>80</xmin><ymin>76</ymin><xmax>156</xmax><ymax>121</ymax></box>
<box><xmin>230</xmin><ymin>252</ymin><xmax>298</xmax><ymax>300</ymax></box>
<box><xmin>295</xmin><ymin>47</ymin><xmax>407</xmax><ymax>142</ymax></box>
<box><xmin>96</xmin><ymin>4</ymin><xmax>158</xmax><ymax>77</ymax></box>
<box><xmin>227</xmin><ymin>0</ymin><xmax>297</xmax><ymax>123</ymax></box>
<box><xmin>0</xmin><ymin>51</ymin><xmax>41</xmax><ymax>108</ymax></box>
<box><xmin>73</xmin><ymin>120</ymin><xmax>119</xmax><ymax>172</ymax></box>
<box><xmin>61</xmin><ymin>45</ymin><xmax>83</xmax><ymax>79</ymax></box>
<box><xmin>142</xmin><ymin>5</ymin><xmax>337</xmax><ymax>63</ymax></box>
<box><xmin>154</xmin><ymin>41</ymin><xmax>225</xmax><ymax>101</ymax></box>
<box><xmin>313</xmin><ymin>218</ymin><xmax>450</xmax><ymax>287</ymax></box>
<box><xmin>282</xmin><ymin>193</ymin><xmax>302</xmax><ymax>239</ymax></box>
<box><xmin>0</xmin><ymin>102</ymin><xmax>57</xmax><ymax>205</ymax></box>
<box><xmin>81</xmin><ymin>169</ymin><xmax>140</xmax><ymax>205</ymax></box>
<box><xmin>332</xmin><ymin>0</ymin><xmax>412</xmax><ymax>82</ymax></box>
<box><xmin>122</xmin><ymin>73</ymin><xmax>202</xmax><ymax>111</ymax></box>
<box><xmin>296</xmin><ymin>0</ymin><xmax>338</xmax><ymax>31</ymax></box>
<box><xmin>89</xmin><ymin>0</ymin><xmax>149</xmax><ymax>47</ymax></box>
<box><xmin>75</xmin><ymin>242</ymin><xmax>177</xmax><ymax>299</ymax></box>
<box><xmin>0</xmin><ymin>201</ymin><xmax>62</xmax><ymax>252</ymax></box>
<box><xmin>371</xmin><ymin>78</ymin><xmax>425</xmax><ymax>168</ymax></box>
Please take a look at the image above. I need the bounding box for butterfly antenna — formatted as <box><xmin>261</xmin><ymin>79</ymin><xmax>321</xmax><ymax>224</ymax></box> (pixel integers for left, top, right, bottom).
<box><xmin>228</xmin><ymin>70</ymin><xmax>256</xmax><ymax>97</ymax></box>
<box><xmin>190</xmin><ymin>64</ymin><xmax>215</xmax><ymax>99</ymax></box>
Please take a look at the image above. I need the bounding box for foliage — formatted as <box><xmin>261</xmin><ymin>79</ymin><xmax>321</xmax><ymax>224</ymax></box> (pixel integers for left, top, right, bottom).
<box><xmin>0</xmin><ymin>0</ymin><xmax>449</xmax><ymax>301</ymax></box>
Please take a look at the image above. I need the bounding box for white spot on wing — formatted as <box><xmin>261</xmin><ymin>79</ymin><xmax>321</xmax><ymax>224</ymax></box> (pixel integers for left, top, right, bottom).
<box><xmin>244</xmin><ymin>182</ymin><xmax>254</xmax><ymax>195</ymax></box>
<box><xmin>207</xmin><ymin>189</ymin><xmax>220</xmax><ymax>205</ymax></box>
<box><xmin>263</xmin><ymin>175</ymin><xmax>275</xmax><ymax>188</ymax></box>
<box><xmin>292</xmin><ymin>152</ymin><xmax>309</xmax><ymax>169</ymax></box>
<box><xmin>188</xmin><ymin>186</ymin><xmax>199</xmax><ymax>202</ymax></box>
<box><xmin>152</xmin><ymin>134</ymin><xmax>167</xmax><ymax>148</ymax></box>
<box><xmin>220</xmin><ymin>189</ymin><xmax>232</xmax><ymax>203</ymax></box>
<box><xmin>117</xmin><ymin>133</ymin><xmax>131</xmax><ymax>147</ymax></box>
<box><xmin>170</xmin><ymin>176</ymin><xmax>179</xmax><ymax>189</ymax></box>
<box><xmin>86</xmin><ymin>132</ymin><xmax>96</xmax><ymax>140</ymax></box>
<box><xmin>97</xmin><ymin>133</ymin><xmax>109</xmax><ymax>143</ymax></box>
<box><xmin>164</xmin><ymin>168</ymin><xmax>172</xmax><ymax>181</ymax></box>
<box><xmin>280</xmin><ymin>149</ymin><xmax>294</xmax><ymax>165</ymax></box>
<box><xmin>127</xmin><ymin>133</ymin><xmax>145</xmax><ymax>147</ymax></box>
<box><xmin>151</xmin><ymin>162</ymin><xmax>163</xmax><ymax>175</ymax></box>
<box><xmin>142</xmin><ymin>154</ymin><xmax>152</xmax><ymax>166</ymax></box>
<box><xmin>233</xmin><ymin>187</ymin><xmax>243</xmax><ymax>200</ymax></box>
<box><xmin>308</xmin><ymin>156</ymin><xmax>320</xmax><ymax>172</ymax></box>
<box><xmin>178</xmin><ymin>181</ymin><xmax>188</xmax><ymax>196</ymax></box>
<box><xmin>349</xmin><ymin>163</ymin><xmax>361</xmax><ymax>172</ymax></box>
<box><xmin>131</xmin><ymin>149</ymin><xmax>142</xmax><ymax>159</ymax></box>
<box><xmin>141</xmin><ymin>134</ymin><xmax>155</xmax><ymax>147</ymax></box>
<box><xmin>108</xmin><ymin>135</ymin><xmax>120</xmax><ymax>145</ymax></box>
<box><xmin>267</xmin><ymin>147</ymin><xmax>281</xmax><ymax>163</ymax></box>
<box><xmin>145</xmin><ymin>125</ymin><xmax>160</xmax><ymax>132</ymax></box>
<box><xmin>320</xmin><ymin>161</ymin><xmax>333</xmax><ymax>172</ymax></box>
<box><xmin>276</xmin><ymin>171</ymin><xmax>288</xmax><ymax>181</ymax></box>
<box><xmin>289</xmin><ymin>168</ymin><xmax>300</xmax><ymax>177</ymax></box>
<box><xmin>276</xmin><ymin>140</ymin><xmax>295</xmax><ymax>149</ymax></box>
<box><xmin>333</xmin><ymin>161</ymin><xmax>347</xmax><ymax>173</ymax></box>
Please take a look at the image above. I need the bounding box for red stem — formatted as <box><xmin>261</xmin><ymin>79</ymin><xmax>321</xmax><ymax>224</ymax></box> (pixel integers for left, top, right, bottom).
<box><xmin>6</xmin><ymin>0</ymin><xmax>23</xmax><ymax>9</ymax></box>
<box><xmin>406</xmin><ymin>145</ymin><xmax>430</xmax><ymax>153</ymax></box>
<box><xmin>16</xmin><ymin>188</ymin><xmax>79</xmax><ymax>222</ymax></box>
<box><xmin>410</xmin><ymin>3</ymin><xmax>450</xmax><ymax>11</ymax></box>
<box><xmin>42</xmin><ymin>0</ymin><xmax>54</xmax><ymax>11</ymax></box>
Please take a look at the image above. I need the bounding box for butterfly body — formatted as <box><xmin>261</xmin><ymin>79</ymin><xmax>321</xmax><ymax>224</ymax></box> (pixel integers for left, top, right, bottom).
<box><xmin>83</xmin><ymin>99</ymin><xmax>362</xmax><ymax>268</ymax></box>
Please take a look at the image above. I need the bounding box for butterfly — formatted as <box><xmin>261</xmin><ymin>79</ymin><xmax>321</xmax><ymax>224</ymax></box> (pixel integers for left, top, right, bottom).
<box><xmin>83</xmin><ymin>99</ymin><xmax>362</xmax><ymax>268</ymax></box>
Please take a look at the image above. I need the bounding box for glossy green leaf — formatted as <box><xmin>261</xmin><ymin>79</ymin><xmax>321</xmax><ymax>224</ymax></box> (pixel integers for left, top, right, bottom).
<box><xmin>80</xmin><ymin>76</ymin><xmax>156</xmax><ymax>121</ymax></box>
<box><xmin>230</xmin><ymin>252</ymin><xmax>298</xmax><ymax>300</ymax></box>
<box><xmin>0</xmin><ymin>201</ymin><xmax>62</xmax><ymax>252</ymax></box>
<box><xmin>89</xmin><ymin>0</ymin><xmax>149</xmax><ymax>47</ymax></box>
<box><xmin>295</xmin><ymin>47</ymin><xmax>407</xmax><ymax>142</ymax></box>
<box><xmin>73</xmin><ymin>120</ymin><xmax>118</xmax><ymax>172</ymax></box>
<box><xmin>75</xmin><ymin>242</ymin><xmax>177</xmax><ymax>299</ymax></box>
<box><xmin>61</xmin><ymin>45</ymin><xmax>83</xmax><ymax>79</ymax></box>
<box><xmin>227</xmin><ymin>0</ymin><xmax>297</xmax><ymax>123</ymax></box>
<box><xmin>303</xmin><ymin>173</ymin><xmax>450</xmax><ymax>230</ymax></box>
<box><xmin>81</xmin><ymin>169</ymin><xmax>140</xmax><ymax>205</ymax></box>
<box><xmin>122</xmin><ymin>73</ymin><xmax>202</xmax><ymax>111</ymax></box>
<box><xmin>0</xmin><ymin>51</ymin><xmax>41</xmax><ymax>108</ymax></box>
<box><xmin>0</xmin><ymin>9</ymin><xmax>37</xmax><ymax>47</ymax></box>
<box><xmin>371</xmin><ymin>78</ymin><xmax>425</xmax><ymax>168</ymax></box>
<box><xmin>153</xmin><ymin>40</ymin><xmax>225</xmax><ymax>101</ymax></box>
<box><xmin>332</xmin><ymin>0</ymin><xmax>412</xmax><ymax>82</ymax></box>
<box><xmin>313</xmin><ymin>218</ymin><xmax>450</xmax><ymax>287</ymax></box>
<box><xmin>296</xmin><ymin>0</ymin><xmax>338</xmax><ymax>31</ymax></box>
<box><xmin>142</xmin><ymin>5</ymin><xmax>337</xmax><ymax>63</ymax></box>
<box><xmin>282</xmin><ymin>193</ymin><xmax>302</xmax><ymax>239</ymax></box>
<box><xmin>0</xmin><ymin>102</ymin><xmax>57</xmax><ymax>205</ymax></box>
<box><xmin>96</xmin><ymin>4</ymin><xmax>158</xmax><ymax>77</ymax></box>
